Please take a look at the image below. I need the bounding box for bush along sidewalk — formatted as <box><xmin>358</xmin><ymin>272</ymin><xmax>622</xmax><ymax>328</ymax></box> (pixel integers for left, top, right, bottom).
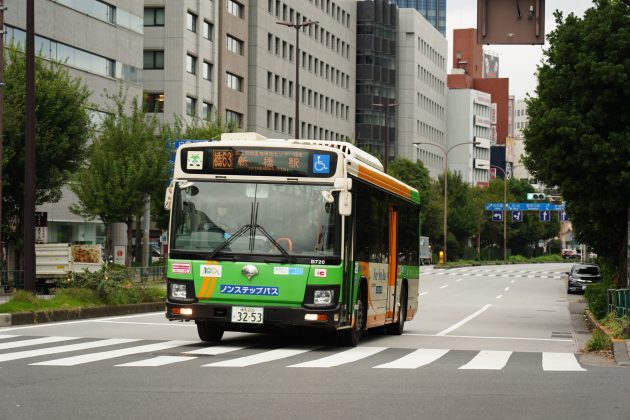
<box><xmin>0</xmin><ymin>266</ymin><xmax>166</xmax><ymax>326</ymax></box>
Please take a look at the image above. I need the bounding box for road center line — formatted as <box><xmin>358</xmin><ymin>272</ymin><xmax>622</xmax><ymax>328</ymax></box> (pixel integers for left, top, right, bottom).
<box><xmin>504</xmin><ymin>287</ymin><xmax>510</xmax><ymax>292</ymax></box>
<box><xmin>496</xmin><ymin>295</ymin><xmax>503</xmax><ymax>299</ymax></box>
<box><xmin>435</xmin><ymin>304</ymin><xmax>492</xmax><ymax>336</ymax></box>
<box><xmin>403</xmin><ymin>333</ymin><xmax>573</xmax><ymax>342</ymax></box>
<box><xmin>440</xmin><ymin>285</ymin><xmax>449</xmax><ymax>289</ymax></box>
<box><xmin>419</xmin><ymin>292</ymin><xmax>429</xmax><ymax>296</ymax></box>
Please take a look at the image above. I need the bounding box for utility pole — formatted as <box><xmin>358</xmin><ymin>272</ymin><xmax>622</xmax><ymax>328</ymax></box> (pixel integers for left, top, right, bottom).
<box><xmin>24</xmin><ymin>0</ymin><xmax>36</xmax><ymax>291</ymax></box>
<box><xmin>0</xmin><ymin>0</ymin><xmax>6</xmax><ymax>273</ymax></box>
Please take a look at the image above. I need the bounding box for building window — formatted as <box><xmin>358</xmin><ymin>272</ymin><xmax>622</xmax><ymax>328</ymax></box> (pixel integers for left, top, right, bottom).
<box><xmin>144</xmin><ymin>7</ymin><xmax>165</xmax><ymax>26</ymax></box>
<box><xmin>144</xmin><ymin>93</ymin><xmax>164</xmax><ymax>113</ymax></box>
<box><xmin>186</xmin><ymin>54</ymin><xmax>197</xmax><ymax>74</ymax></box>
<box><xmin>186</xmin><ymin>96</ymin><xmax>197</xmax><ymax>117</ymax></box>
<box><xmin>203</xmin><ymin>61</ymin><xmax>213</xmax><ymax>80</ymax></box>
<box><xmin>226</xmin><ymin>109</ymin><xmax>243</xmax><ymax>128</ymax></box>
<box><xmin>203</xmin><ymin>20</ymin><xmax>214</xmax><ymax>40</ymax></box>
<box><xmin>226</xmin><ymin>0</ymin><xmax>244</xmax><ymax>18</ymax></box>
<box><xmin>225</xmin><ymin>34</ymin><xmax>244</xmax><ymax>55</ymax></box>
<box><xmin>143</xmin><ymin>50</ymin><xmax>164</xmax><ymax>69</ymax></box>
<box><xmin>202</xmin><ymin>102</ymin><xmax>214</xmax><ymax>121</ymax></box>
<box><xmin>187</xmin><ymin>12</ymin><xmax>197</xmax><ymax>32</ymax></box>
<box><xmin>225</xmin><ymin>72</ymin><xmax>243</xmax><ymax>91</ymax></box>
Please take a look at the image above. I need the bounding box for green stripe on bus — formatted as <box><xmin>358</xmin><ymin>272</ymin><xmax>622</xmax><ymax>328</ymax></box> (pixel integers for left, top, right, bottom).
<box><xmin>410</xmin><ymin>190</ymin><xmax>420</xmax><ymax>204</ymax></box>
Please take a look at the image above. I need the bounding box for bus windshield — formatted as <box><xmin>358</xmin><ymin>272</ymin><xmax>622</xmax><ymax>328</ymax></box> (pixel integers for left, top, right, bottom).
<box><xmin>171</xmin><ymin>181</ymin><xmax>340</xmax><ymax>258</ymax></box>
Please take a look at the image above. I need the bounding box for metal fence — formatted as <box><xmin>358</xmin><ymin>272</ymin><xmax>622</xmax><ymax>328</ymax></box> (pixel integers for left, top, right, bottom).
<box><xmin>608</xmin><ymin>289</ymin><xmax>630</xmax><ymax>318</ymax></box>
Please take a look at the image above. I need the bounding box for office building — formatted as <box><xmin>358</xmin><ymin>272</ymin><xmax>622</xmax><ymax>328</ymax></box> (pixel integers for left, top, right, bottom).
<box><xmin>393</xmin><ymin>0</ymin><xmax>446</xmax><ymax>36</ymax></box>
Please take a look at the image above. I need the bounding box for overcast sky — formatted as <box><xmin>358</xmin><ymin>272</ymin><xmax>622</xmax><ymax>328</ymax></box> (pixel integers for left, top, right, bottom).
<box><xmin>445</xmin><ymin>0</ymin><xmax>595</xmax><ymax>100</ymax></box>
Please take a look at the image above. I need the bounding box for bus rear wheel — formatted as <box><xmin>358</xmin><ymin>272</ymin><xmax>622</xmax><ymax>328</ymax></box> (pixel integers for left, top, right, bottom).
<box><xmin>196</xmin><ymin>321</ymin><xmax>224</xmax><ymax>343</ymax></box>
<box><xmin>386</xmin><ymin>285</ymin><xmax>407</xmax><ymax>335</ymax></box>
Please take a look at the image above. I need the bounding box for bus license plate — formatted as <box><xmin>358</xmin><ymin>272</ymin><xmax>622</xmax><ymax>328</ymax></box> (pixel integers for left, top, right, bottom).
<box><xmin>231</xmin><ymin>306</ymin><xmax>263</xmax><ymax>324</ymax></box>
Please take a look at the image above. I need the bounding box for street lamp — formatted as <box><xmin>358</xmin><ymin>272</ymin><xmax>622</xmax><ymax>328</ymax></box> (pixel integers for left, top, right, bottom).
<box><xmin>413</xmin><ymin>141</ymin><xmax>480</xmax><ymax>264</ymax></box>
<box><xmin>277</xmin><ymin>19</ymin><xmax>318</xmax><ymax>140</ymax></box>
<box><xmin>373</xmin><ymin>101</ymin><xmax>398</xmax><ymax>173</ymax></box>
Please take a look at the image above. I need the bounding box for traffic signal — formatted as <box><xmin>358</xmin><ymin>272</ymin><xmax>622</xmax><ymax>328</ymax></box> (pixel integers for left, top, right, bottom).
<box><xmin>527</xmin><ymin>193</ymin><xmax>546</xmax><ymax>200</ymax></box>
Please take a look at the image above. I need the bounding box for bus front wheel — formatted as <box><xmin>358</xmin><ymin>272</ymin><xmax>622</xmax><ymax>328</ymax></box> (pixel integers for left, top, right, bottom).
<box><xmin>339</xmin><ymin>291</ymin><xmax>367</xmax><ymax>346</ymax></box>
<box><xmin>196</xmin><ymin>321</ymin><xmax>224</xmax><ymax>343</ymax></box>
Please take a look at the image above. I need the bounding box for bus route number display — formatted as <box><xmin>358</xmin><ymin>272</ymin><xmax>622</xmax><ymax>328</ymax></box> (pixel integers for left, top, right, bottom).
<box><xmin>183</xmin><ymin>147</ymin><xmax>336</xmax><ymax>177</ymax></box>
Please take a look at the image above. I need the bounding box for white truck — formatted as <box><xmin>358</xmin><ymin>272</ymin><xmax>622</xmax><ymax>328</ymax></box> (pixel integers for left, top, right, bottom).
<box><xmin>35</xmin><ymin>243</ymin><xmax>103</xmax><ymax>289</ymax></box>
<box><xmin>420</xmin><ymin>236</ymin><xmax>432</xmax><ymax>265</ymax></box>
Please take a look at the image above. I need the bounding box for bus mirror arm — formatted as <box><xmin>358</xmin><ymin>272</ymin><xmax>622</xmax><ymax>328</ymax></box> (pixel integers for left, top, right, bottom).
<box><xmin>164</xmin><ymin>181</ymin><xmax>176</xmax><ymax>210</ymax></box>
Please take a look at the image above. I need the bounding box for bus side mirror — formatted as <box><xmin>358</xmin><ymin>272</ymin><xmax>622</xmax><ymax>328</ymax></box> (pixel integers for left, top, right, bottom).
<box><xmin>338</xmin><ymin>191</ymin><xmax>352</xmax><ymax>216</ymax></box>
<box><xmin>164</xmin><ymin>181</ymin><xmax>175</xmax><ymax>210</ymax></box>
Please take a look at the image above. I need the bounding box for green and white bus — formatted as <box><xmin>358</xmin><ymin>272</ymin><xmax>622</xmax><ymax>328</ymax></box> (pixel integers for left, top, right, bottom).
<box><xmin>164</xmin><ymin>132</ymin><xmax>420</xmax><ymax>346</ymax></box>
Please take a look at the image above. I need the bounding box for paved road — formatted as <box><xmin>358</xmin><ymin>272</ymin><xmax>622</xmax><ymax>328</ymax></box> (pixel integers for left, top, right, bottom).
<box><xmin>0</xmin><ymin>263</ymin><xmax>627</xmax><ymax>420</ymax></box>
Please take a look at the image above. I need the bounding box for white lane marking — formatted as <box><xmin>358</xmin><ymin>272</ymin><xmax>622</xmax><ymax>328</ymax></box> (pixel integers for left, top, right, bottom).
<box><xmin>31</xmin><ymin>340</ymin><xmax>196</xmax><ymax>366</ymax></box>
<box><xmin>504</xmin><ymin>287</ymin><xmax>510</xmax><ymax>292</ymax></box>
<box><xmin>510</xmin><ymin>280</ymin><xmax>516</xmax><ymax>284</ymax></box>
<box><xmin>459</xmin><ymin>350</ymin><xmax>512</xmax><ymax>370</ymax></box>
<box><xmin>205</xmin><ymin>346</ymin><xmax>316</xmax><ymax>367</ymax></box>
<box><xmin>440</xmin><ymin>285</ymin><xmax>449</xmax><ymax>289</ymax></box>
<box><xmin>116</xmin><ymin>355</ymin><xmax>197</xmax><ymax>367</ymax></box>
<box><xmin>94</xmin><ymin>320</ymin><xmax>196</xmax><ymax>328</ymax></box>
<box><xmin>0</xmin><ymin>312</ymin><xmax>163</xmax><ymax>332</ymax></box>
<box><xmin>419</xmin><ymin>292</ymin><xmax>429</xmax><ymax>296</ymax></box>
<box><xmin>496</xmin><ymin>295</ymin><xmax>503</xmax><ymax>299</ymax></box>
<box><xmin>542</xmin><ymin>352</ymin><xmax>586</xmax><ymax>371</ymax></box>
<box><xmin>373</xmin><ymin>348</ymin><xmax>449</xmax><ymax>369</ymax></box>
<box><xmin>436</xmin><ymin>304</ymin><xmax>492</xmax><ymax>336</ymax></box>
<box><xmin>456</xmin><ymin>278</ymin><xmax>462</xmax><ymax>282</ymax></box>
<box><xmin>0</xmin><ymin>335</ymin><xmax>18</xmax><ymax>340</ymax></box>
<box><xmin>404</xmin><ymin>333</ymin><xmax>573</xmax><ymax>342</ymax></box>
<box><xmin>0</xmin><ymin>336</ymin><xmax>78</xmax><ymax>350</ymax></box>
<box><xmin>289</xmin><ymin>346</ymin><xmax>387</xmax><ymax>368</ymax></box>
<box><xmin>0</xmin><ymin>338</ymin><xmax>139</xmax><ymax>363</ymax></box>
<box><xmin>184</xmin><ymin>345</ymin><xmax>245</xmax><ymax>356</ymax></box>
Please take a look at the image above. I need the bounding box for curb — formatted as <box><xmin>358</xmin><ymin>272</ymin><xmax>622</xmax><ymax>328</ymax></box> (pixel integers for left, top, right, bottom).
<box><xmin>584</xmin><ymin>309</ymin><xmax>630</xmax><ymax>366</ymax></box>
<box><xmin>0</xmin><ymin>302</ymin><xmax>165</xmax><ymax>327</ymax></box>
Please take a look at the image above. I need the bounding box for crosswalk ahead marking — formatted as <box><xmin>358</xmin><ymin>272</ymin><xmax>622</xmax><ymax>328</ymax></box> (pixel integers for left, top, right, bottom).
<box><xmin>0</xmin><ymin>334</ymin><xmax>587</xmax><ymax>371</ymax></box>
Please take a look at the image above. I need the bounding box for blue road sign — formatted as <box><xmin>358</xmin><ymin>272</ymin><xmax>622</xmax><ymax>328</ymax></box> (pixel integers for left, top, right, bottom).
<box><xmin>539</xmin><ymin>210</ymin><xmax>551</xmax><ymax>222</ymax></box>
<box><xmin>512</xmin><ymin>211</ymin><xmax>523</xmax><ymax>222</ymax></box>
<box><xmin>559</xmin><ymin>210</ymin><xmax>569</xmax><ymax>221</ymax></box>
<box><xmin>485</xmin><ymin>202</ymin><xmax>565</xmax><ymax>211</ymax></box>
<box><xmin>492</xmin><ymin>211</ymin><xmax>503</xmax><ymax>221</ymax></box>
<box><xmin>169</xmin><ymin>139</ymin><xmax>208</xmax><ymax>164</ymax></box>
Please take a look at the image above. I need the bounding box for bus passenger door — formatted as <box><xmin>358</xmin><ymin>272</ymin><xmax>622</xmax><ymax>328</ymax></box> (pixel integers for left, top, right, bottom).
<box><xmin>386</xmin><ymin>205</ymin><xmax>398</xmax><ymax>323</ymax></box>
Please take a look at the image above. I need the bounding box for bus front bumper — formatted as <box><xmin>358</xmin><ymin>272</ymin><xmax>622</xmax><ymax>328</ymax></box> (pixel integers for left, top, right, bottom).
<box><xmin>165</xmin><ymin>299</ymin><xmax>345</xmax><ymax>332</ymax></box>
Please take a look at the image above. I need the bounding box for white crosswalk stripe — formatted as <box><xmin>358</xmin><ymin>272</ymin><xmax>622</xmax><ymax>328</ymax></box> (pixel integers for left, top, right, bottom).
<box><xmin>0</xmin><ymin>335</ymin><xmax>18</xmax><ymax>340</ymax></box>
<box><xmin>288</xmin><ymin>346</ymin><xmax>387</xmax><ymax>368</ymax></box>
<box><xmin>373</xmin><ymin>348</ymin><xmax>449</xmax><ymax>369</ymax></box>
<box><xmin>458</xmin><ymin>350</ymin><xmax>512</xmax><ymax>370</ymax></box>
<box><xmin>542</xmin><ymin>352</ymin><xmax>586</xmax><ymax>371</ymax></box>
<box><xmin>0</xmin><ymin>335</ymin><xmax>587</xmax><ymax>371</ymax></box>
<box><xmin>204</xmin><ymin>346</ymin><xmax>316</xmax><ymax>367</ymax></box>
<box><xmin>30</xmin><ymin>340</ymin><xmax>196</xmax><ymax>366</ymax></box>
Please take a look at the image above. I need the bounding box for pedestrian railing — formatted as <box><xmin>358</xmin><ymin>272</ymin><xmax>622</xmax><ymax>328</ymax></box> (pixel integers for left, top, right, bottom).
<box><xmin>608</xmin><ymin>289</ymin><xmax>630</xmax><ymax>318</ymax></box>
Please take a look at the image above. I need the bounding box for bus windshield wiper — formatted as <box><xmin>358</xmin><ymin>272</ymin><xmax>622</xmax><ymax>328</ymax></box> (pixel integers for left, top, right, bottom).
<box><xmin>206</xmin><ymin>224</ymin><xmax>252</xmax><ymax>261</ymax></box>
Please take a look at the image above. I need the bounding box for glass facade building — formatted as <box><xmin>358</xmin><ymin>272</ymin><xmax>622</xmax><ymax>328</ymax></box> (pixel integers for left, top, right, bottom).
<box><xmin>393</xmin><ymin>0</ymin><xmax>446</xmax><ymax>36</ymax></box>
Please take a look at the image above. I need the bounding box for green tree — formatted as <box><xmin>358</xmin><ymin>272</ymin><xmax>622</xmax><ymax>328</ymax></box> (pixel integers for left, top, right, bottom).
<box><xmin>70</xmin><ymin>92</ymin><xmax>169</xmax><ymax>265</ymax></box>
<box><xmin>1</xmin><ymin>45</ymin><xmax>91</xmax><ymax>256</ymax></box>
<box><xmin>523</xmin><ymin>1</ymin><xmax>630</xmax><ymax>283</ymax></box>
<box><xmin>387</xmin><ymin>158</ymin><xmax>432</xmax><ymax>229</ymax></box>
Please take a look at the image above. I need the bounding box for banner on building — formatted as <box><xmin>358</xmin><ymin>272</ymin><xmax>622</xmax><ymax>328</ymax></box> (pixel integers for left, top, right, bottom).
<box><xmin>483</xmin><ymin>53</ymin><xmax>500</xmax><ymax>78</ymax></box>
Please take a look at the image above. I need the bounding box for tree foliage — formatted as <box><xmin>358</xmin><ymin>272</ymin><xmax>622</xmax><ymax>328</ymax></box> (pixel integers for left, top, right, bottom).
<box><xmin>523</xmin><ymin>0</ymin><xmax>630</xmax><ymax>277</ymax></box>
<box><xmin>1</xmin><ymin>45</ymin><xmax>92</xmax><ymax>245</ymax></box>
<box><xmin>387</xmin><ymin>158</ymin><xmax>432</xmax><ymax>228</ymax></box>
<box><xmin>70</xmin><ymin>92</ymin><xmax>169</xmax><ymax>261</ymax></box>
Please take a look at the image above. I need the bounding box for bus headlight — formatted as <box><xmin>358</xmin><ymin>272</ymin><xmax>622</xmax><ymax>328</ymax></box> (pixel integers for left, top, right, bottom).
<box><xmin>171</xmin><ymin>283</ymin><xmax>188</xmax><ymax>299</ymax></box>
<box><xmin>313</xmin><ymin>289</ymin><xmax>334</xmax><ymax>305</ymax></box>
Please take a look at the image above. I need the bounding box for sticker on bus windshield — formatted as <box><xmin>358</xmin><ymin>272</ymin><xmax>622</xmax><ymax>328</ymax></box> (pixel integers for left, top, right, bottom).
<box><xmin>312</xmin><ymin>154</ymin><xmax>331</xmax><ymax>174</ymax></box>
<box><xmin>274</xmin><ymin>267</ymin><xmax>304</xmax><ymax>275</ymax></box>
<box><xmin>220</xmin><ymin>285</ymin><xmax>279</xmax><ymax>296</ymax></box>
<box><xmin>187</xmin><ymin>151</ymin><xmax>204</xmax><ymax>170</ymax></box>
<box><xmin>172</xmin><ymin>263</ymin><xmax>191</xmax><ymax>274</ymax></box>
<box><xmin>200</xmin><ymin>264</ymin><xmax>222</xmax><ymax>277</ymax></box>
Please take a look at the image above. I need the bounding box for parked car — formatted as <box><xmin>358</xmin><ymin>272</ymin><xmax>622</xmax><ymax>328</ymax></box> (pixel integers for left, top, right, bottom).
<box><xmin>567</xmin><ymin>263</ymin><xmax>601</xmax><ymax>294</ymax></box>
<box><xmin>562</xmin><ymin>249</ymin><xmax>581</xmax><ymax>260</ymax></box>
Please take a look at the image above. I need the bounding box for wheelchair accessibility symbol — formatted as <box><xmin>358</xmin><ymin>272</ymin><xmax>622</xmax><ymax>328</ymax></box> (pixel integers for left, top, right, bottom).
<box><xmin>312</xmin><ymin>154</ymin><xmax>330</xmax><ymax>174</ymax></box>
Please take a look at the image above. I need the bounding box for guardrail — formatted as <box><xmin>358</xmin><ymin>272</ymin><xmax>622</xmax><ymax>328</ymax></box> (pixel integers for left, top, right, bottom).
<box><xmin>608</xmin><ymin>289</ymin><xmax>630</xmax><ymax>318</ymax></box>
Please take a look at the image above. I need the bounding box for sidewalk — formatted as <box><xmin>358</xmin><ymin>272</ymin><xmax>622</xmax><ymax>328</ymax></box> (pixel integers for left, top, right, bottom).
<box><xmin>613</xmin><ymin>340</ymin><xmax>630</xmax><ymax>366</ymax></box>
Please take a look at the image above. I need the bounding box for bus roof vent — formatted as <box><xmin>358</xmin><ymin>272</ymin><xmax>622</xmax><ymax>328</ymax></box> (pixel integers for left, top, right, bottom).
<box><xmin>221</xmin><ymin>132</ymin><xmax>268</xmax><ymax>142</ymax></box>
<box><xmin>289</xmin><ymin>140</ymin><xmax>384</xmax><ymax>172</ymax></box>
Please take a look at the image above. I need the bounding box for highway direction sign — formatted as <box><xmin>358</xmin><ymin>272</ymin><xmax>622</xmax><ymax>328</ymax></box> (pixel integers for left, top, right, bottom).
<box><xmin>559</xmin><ymin>210</ymin><xmax>569</xmax><ymax>221</ymax></box>
<box><xmin>485</xmin><ymin>202</ymin><xmax>565</xmax><ymax>211</ymax></box>
<box><xmin>492</xmin><ymin>211</ymin><xmax>503</xmax><ymax>221</ymax></box>
<box><xmin>539</xmin><ymin>210</ymin><xmax>551</xmax><ymax>222</ymax></box>
<box><xmin>512</xmin><ymin>211</ymin><xmax>523</xmax><ymax>222</ymax></box>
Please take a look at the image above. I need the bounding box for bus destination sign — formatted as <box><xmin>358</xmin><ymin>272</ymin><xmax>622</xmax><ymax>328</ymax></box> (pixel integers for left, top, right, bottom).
<box><xmin>182</xmin><ymin>147</ymin><xmax>337</xmax><ymax>177</ymax></box>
